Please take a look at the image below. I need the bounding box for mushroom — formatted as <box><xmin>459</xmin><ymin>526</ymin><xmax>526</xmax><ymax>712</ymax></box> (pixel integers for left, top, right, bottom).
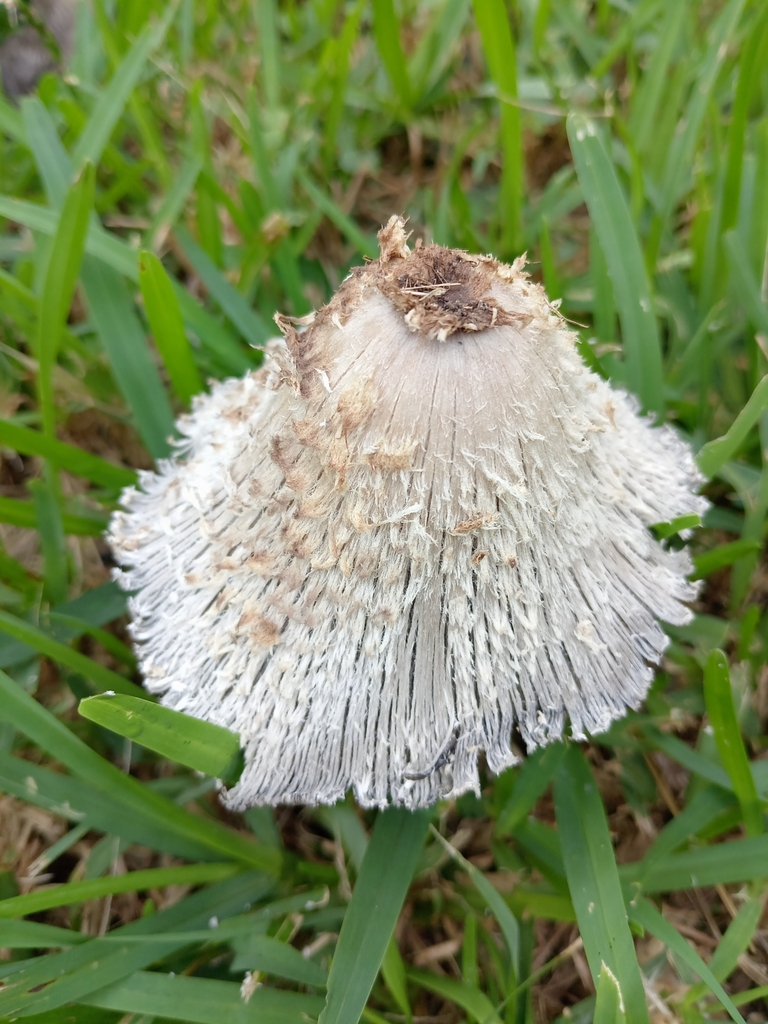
<box><xmin>109</xmin><ymin>216</ymin><xmax>707</xmax><ymax>810</ymax></box>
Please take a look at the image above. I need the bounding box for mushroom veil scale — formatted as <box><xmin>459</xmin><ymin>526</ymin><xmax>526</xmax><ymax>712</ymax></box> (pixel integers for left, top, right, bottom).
<box><xmin>109</xmin><ymin>216</ymin><xmax>706</xmax><ymax>810</ymax></box>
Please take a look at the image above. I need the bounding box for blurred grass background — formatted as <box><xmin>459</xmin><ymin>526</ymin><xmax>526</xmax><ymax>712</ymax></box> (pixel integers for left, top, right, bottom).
<box><xmin>0</xmin><ymin>0</ymin><xmax>768</xmax><ymax>1021</ymax></box>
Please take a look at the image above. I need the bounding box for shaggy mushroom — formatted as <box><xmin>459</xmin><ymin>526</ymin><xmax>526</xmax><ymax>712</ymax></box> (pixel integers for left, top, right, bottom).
<box><xmin>109</xmin><ymin>216</ymin><xmax>707</xmax><ymax>809</ymax></box>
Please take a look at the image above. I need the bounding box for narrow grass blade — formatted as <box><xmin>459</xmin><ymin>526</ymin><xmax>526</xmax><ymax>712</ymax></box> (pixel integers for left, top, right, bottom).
<box><xmin>0</xmin><ymin>610</ymin><xmax>145</xmax><ymax>698</ymax></box>
<box><xmin>381</xmin><ymin>938</ymin><xmax>411</xmax><ymax>1019</ymax></box>
<box><xmin>72</xmin><ymin>11</ymin><xmax>173</xmax><ymax>169</ymax></box>
<box><xmin>0</xmin><ymin>496</ymin><xmax>104</xmax><ymax>535</ymax></box>
<box><xmin>554</xmin><ymin>746</ymin><xmax>649</xmax><ymax>1024</ymax></box>
<box><xmin>0</xmin><ymin>197</ymin><xmax>250</xmax><ymax>374</ymax></box>
<box><xmin>430</xmin><ymin>827</ymin><xmax>520</xmax><ymax>975</ymax></box>
<box><xmin>628</xmin><ymin>897</ymin><xmax>746</xmax><ymax>1024</ymax></box>
<box><xmin>0</xmin><ymin>582</ymin><xmax>128</xmax><ymax>669</ymax></box>
<box><xmin>139</xmin><ymin>250</ymin><xmax>203</xmax><ymax>405</ymax></box>
<box><xmin>81</xmin><ymin>255</ymin><xmax>176</xmax><ymax>459</ymax></box>
<box><xmin>473</xmin><ymin>0</ymin><xmax>522</xmax><ymax>255</ymax></box>
<box><xmin>593</xmin><ymin>963</ymin><xmax>626</xmax><ymax>1024</ymax></box>
<box><xmin>567</xmin><ymin>114</ymin><xmax>663</xmax><ymax>414</ymax></box>
<box><xmin>0</xmin><ymin>752</ymin><xmax>224</xmax><ymax>860</ymax></box>
<box><xmin>653</xmin><ymin>0</ymin><xmax>747</xmax><ymax>257</ymax></box>
<box><xmin>697</xmin><ymin>374</ymin><xmax>768</xmax><ymax>478</ymax></box>
<box><xmin>724</xmin><ymin>229</ymin><xmax>768</xmax><ymax>337</ymax></box>
<box><xmin>175</xmin><ymin>225</ymin><xmax>270</xmax><ymax>347</ymax></box>
<box><xmin>146</xmin><ymin>154</ymin><xmax>203</xmax><ymax>249</ymax></box>
<box><xmin>36</xmin><ymin>163</ymin><xmax>95</xmax><ymax>437</ymax></box>
<box><xmin>691</xmin><ymin>540</ymin><xmax>762</xmax><ymax>580</ymax></box>
<box><xmin>21</xmin><ymin>95</ymin><xmax>72</xmax><ymax>208</ymax></box>
<box><xmin>79</xmin><ymin>694</ymin><xmax>244</xmax><ymax>784</ymax></box>
<box><xmin>685</xmin><ymin>897</ymin><xmax>764</xmax><ymax>1005</ymax></box>
<box><xmin>319</xmin><ymin>808</ymin><xmax>430</xmax><ymax>1024</ymax></box>
<box><xmin>0</xmin><ymin>420</ymin><xmax>136</xmax><ymax>489</ymax></box>
<box><xmin>0</xmin><ymin>94</ymin><xmax>25</xmax><ymax>142</ymax></box>
<box><xmin>627</xmin><ymin>1</ymin><xmax>686</xmax><ymax>157</ymax></box>
<box><xmin>703</xmin><ymin>649</ymin><xmax>763</xmax><ymax>837</ymax></box>
<box><xmin>496</xmin><ymin>742</ymin><xmax>565</xmax><ymax>835</ymax></box>
<box><xmin>0</xmin><ymin>863</ymin><xmax>240</xmax><ymax>919</ymax></box>
<box><xmin>0</xmin><ymin>874</ymin><xmax>275</xmax><ymax>1017</ymax></box>
<box><xmin>624</xmin><ymin>835</ymin><xmax>768</xmax><ymax>891</ymax></box>
<box><xmin>372</xmin><ymin>0</ymin><xmax>412</xmax><ymax>109</ymax></box>
<box><xmin>295</xmin><ymin>170</ymin><xmax>378</xmax><ymax>259</ymax></box>
<box><xmin>83</xmin><ymin>972</ymin><xmax>324</xmax><ymax>1024</ymax></box>
<box><xmin>0</xmin><ymin>919</ymin><xmax>89</xmax><ymax>948</ymax></box>
<box><xmin>407</xmin><ymin>968</ymin><xmax>502</xmax><ymax>1023</ymax></box>
<box><xmin>0</xmin><ymin>669</ymin><xmax>280</xmax><ymax>871</ymax></box>
<box><xmin>230</xmin><ymin>934</ymin><xmax>327</xmax><ymax>987</ymax></box>
<box><xmin>29</xmin><ymin>475</ymin><xmax>68</xmax><ymax>605</ymax></box>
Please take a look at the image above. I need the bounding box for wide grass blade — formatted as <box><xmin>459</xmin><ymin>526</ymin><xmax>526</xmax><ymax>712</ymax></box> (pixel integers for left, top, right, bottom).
<box><xmin>0</xmin><ymin>669</ymin><xmax>280</xmax><ymax>872</ymax></box>
<box><xmin>79</xmin><ymin>693</ymin><xmax>244</xmax><ymax>784</ymax></box>
<box><xmin>0</xmin><ymin>862</ymin><xmax>240</xmax><ymax>919</ymax></box>
<box><xmin>703</xmin><ymin>649</ymin><xmax>763</xmax><ymax>837</ymax></box>
<box><xmin>567</xmin><ymin>113</ymin><xmax>664</xmax><ymax>414</ymax></box>
<box><xmin>0</xmin><ymin>872</ymin><xmax>274</xmax><ymax>1017</ymax></box>
<box><xmin>83</xmin><ymin>971</ymin><xmax>325</xmax><ymax>1024</ymax></box>
<box><xmin>319</xmin><ymin>807</ymin><xmax>430</xmax><ymax>1024</ymax></box>
<box><xmin>553</xmin><ymin>745</ymin><xmax>649</xmax><ymax>1024</ymax></box>
<box><xmin>138</xmin><ymin>250</ymin><xmax>203</xmax><ymax>405</ymax></box>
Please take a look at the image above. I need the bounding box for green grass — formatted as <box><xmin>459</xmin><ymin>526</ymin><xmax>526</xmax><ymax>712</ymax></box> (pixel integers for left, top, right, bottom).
<box><xmin>0</xmin><ymin>1</ymin><xmax>767</xmax><ymax>1021</ymax></box>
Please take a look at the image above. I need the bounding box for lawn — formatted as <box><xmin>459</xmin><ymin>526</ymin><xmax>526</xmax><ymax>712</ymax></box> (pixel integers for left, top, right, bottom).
<box><xmin>0</xmin><ymin>0</ymin><xmax>767</xmax><ymax>1022</ymax></box>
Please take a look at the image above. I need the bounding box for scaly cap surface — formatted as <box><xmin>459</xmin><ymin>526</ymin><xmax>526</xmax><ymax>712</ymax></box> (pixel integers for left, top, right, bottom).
<box><xmin>109</xmin><ymin>216</ymin><xmax>707</xmax><ymax>808</ymax></box>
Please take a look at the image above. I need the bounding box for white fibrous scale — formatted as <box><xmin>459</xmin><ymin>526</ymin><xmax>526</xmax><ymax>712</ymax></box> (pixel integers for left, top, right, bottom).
<box><xmin>109</xmin><ymin>216</ymin><xmax>707</xmax><ymax>810</ymax></box>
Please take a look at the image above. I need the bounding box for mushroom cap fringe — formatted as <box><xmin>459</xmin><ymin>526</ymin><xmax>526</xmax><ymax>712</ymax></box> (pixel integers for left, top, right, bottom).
<box><xmin>109</xmin><ymin>217</ymin><xmax>707</xmax><ymax>810</ymax></box>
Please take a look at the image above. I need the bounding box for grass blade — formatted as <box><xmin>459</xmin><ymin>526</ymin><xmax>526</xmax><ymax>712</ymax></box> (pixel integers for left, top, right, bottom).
<box><xmin>697</xmin><ymin>375</ymin><xmax>768</xmax><ymax>478</ymax></box>
<box><xmin>0</xmin><ymin>496</ymin><xmax>104</xmax><ymax>535</ymax></box>
<box><xmin>72</xmin><ymin>12</ymin><xmax>172</xmax><ymax>169</ymax></box>
<box><xmin>628</xmin><ymin>897</ymin><xmax>746</xmax><ymax>1024</ymax></box>
<box><xmin>0</xmin><ymin>609</ymin><xmax>145</xmax><ymax>698</ymax></box>
<box><xmin>139</xmin><ymin>250</ymin><xmax>203</xmax><ymax>405</ymax></box>
<box><xmin>36</xmin><ymin>162</ymin><xmax>95</xmax><ymax>437</ymax></box>
<box><xmin>567</xmin><ymin>113</ymin><xmax>664</xmax><ymax>414</ymax></box>
<box><xmin>319</xmin><ymin>807</ymin><xmax>430</xmax><ymax>1024</ymax></box>
<box><xmin>79</xmin><ymin>694</ymin><xmax>244</xmax><ymax>785</ymax></box>
<box><xmin>593</xmin><ymin>963</ymin><xmax>626</xmax><ymax>1024</ymax></box>
<box><xmin>703</xmin><ymin>649</ymin><xmax>763</xmax><ymax>837</ymax></box>
<box><xmin>81</xmin><ymin>255</ymin><xmax>176</xmax><ymax>460</ymax></box>
<box><xmin>406</xmin><ymin>968</ymin><xmax>502</xmax><ymax>1024</ymax></box>
<box><xmin>371</xmin><ymin>0</ymin><xmax>412</xmax><ymax>109</ymax></box>
<box><xmin>175</xmin><ymin>225</ymin><xmax>270</xmax><ymax>347</ymax></box>
<box><xmin>0</xmin><ymin>863</ymin><xmax>240</xmax><ymax>919</ymax></box>
<box><xmin>554</xmin><ymin>745</ymin><xmax>649</xmax><ymax>1024</ymax></box>
<box><xmin>622</xmin><ymin>836</ymin><xmax>768</xmax><ymax>891</ymax></box>
<box><xmin>0</xmin><ymin>669</ymin><xmax>280</xmax><ymax>872</ymax></box>
<box><xmin>0</xmin><ymin>420</ymin><xmax>136</xmax><ymax>489</ymax></box>
<box><xmin>83</xmin><ymin>971</ymin><xmax>324</xmax><ymax>1024</ymax></box>
<box><xmin>473</xmin><ymin>0</ymin><xmax>522</xmax><ymax>255</ymax></box>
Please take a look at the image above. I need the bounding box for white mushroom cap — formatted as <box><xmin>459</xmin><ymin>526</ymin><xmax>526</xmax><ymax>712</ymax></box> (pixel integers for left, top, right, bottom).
<box><xmin>109</xmin><ymin>216</ymin><xmax>707</xmax><ymax>810</ymax></box>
